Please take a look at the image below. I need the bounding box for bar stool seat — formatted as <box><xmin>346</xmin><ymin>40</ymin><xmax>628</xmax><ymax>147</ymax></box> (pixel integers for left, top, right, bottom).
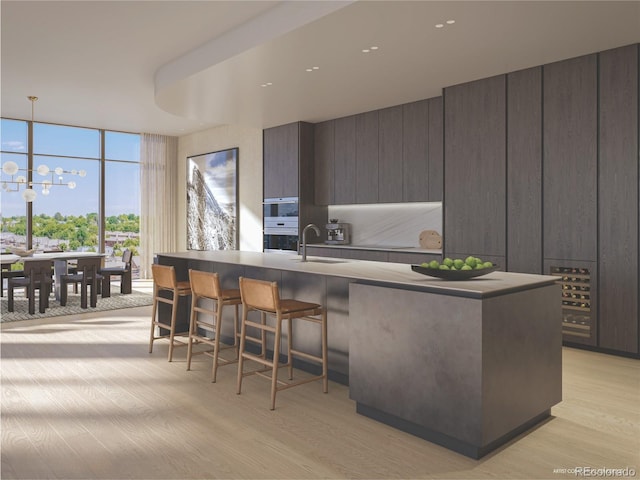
<box><xmin>236</xmin><ymin>276</ymin><xmax>328</xmax><ymax>410</ymax></box>
<box><xmin>187</xmin><ymin>269</ymin><xmax>242</xmax><ymax>382</ymax></box>
<box><xmin>149</xmin><ymin>264</ymin><xmax>192</xmax><ymax>362</ymax></box>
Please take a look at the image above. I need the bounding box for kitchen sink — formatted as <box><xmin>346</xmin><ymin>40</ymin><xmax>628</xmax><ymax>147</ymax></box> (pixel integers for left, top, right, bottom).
<box><xmin>290</xmin><ymin>258</ymin><xmax>348</xmax><ymax>264</ymax></box>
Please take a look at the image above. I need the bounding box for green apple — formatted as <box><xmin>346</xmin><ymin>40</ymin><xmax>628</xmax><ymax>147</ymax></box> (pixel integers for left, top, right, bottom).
<box><xmin>464</xmin><ymin>256</ymin><xmax>477</xmax><ymax>268</ymax></box>
<box><xmin>443</xmin><ymin>257</ymin><xmax>454</xmax><ymax>267</ymax></box>
<box><xmin>453</xmin><ymin>258</ymin><xmax>465</xmax><ymax>269</ymax></box>
<box><xmin>461</xmin><ymin>265</ymin><xmax>472</xmax><ymax>270</ymax></box>
<box><xmin>483</xmin><ymin>261</ymin><xmax>493</xmax><ymax>268</ymax></box>
<box><xmin>428</xmin><ymin>260</ymin><xmax>440</xmax><ymax>269</ymax></box>
<box><xmin>439</xmin><ymin>264</ymin><xmax>450</xmax><ymax>270</ymax></box>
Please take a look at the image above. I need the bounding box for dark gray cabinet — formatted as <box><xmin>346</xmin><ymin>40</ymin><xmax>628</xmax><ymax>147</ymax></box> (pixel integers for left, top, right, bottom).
<box><xmin>427</xmin><ymin>96</ymin><xmax>443</xmax><ymax>202</ymax></box>
<box><xmin>402</xmin><ymin>100</ymin><xmax>429</xmax><ymax>202</ymax></box>
<box><xmin>334</xmin><ymin>116</ymin><xmax>356</xmax><ymax>205</ymax></box>
<box><xmin>314</xmin><ymin>120</ymin><xmax>334</xmax><ymax>205</ymax></box>
<box><xmin>378</xmin><ymin>106</ymin><xmax>403</xmax><ymax>203</ymax></box>
<box><xmin>507</xmin><ymin>67</ymin><xmax>543</xmax><ymax>274</ymax></box>
<box><xmin>543</xmin><ymin>54</ymin><xmax>598</xmax><ymax>262</ymax></box>
<box><xmin>444</xmin><ymin>75</ymin><xmax>506</xmax><ymax>258</ymax></box>
<box><xmin>598</xmin><ymin>44</ymin><xmax>638</xmax><ymax>354</ymax></box>
<box><xmin>304</xmin><ymin>246</ymin><xmax>441</xmax><ymax>265</ymax></box>
<box><xmin>356</xmin><ymin>111</ymin><xmax>379</xmax><ymax>204</ymax></box>
<box><xmin>263</xmin><ymin>122</ymin><xmax>299</xmax><ymax>198</ymax></box>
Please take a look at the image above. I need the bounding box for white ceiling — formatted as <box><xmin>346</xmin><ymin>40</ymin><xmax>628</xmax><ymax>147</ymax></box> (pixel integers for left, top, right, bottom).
<box><xmin>2</xmin><ymin>1</ymin><xmax>639</xmax><ymax>136</ymax></box>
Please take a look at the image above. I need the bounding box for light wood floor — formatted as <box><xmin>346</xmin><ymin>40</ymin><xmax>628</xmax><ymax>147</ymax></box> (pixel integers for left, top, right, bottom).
<box><xmin>1</xmin><ymin>305</ymin><xmax>638</xmax><ymax>480</ymax></box>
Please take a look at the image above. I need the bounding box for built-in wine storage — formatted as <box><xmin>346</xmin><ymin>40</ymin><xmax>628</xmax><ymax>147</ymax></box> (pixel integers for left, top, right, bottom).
<box><xmin>550</xmin><ymin>266</ymin><xmax>593</xmax><ymax>340</ymax></box>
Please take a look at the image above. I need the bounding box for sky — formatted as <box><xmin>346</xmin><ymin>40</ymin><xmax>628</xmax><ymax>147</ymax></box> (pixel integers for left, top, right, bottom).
<box><xmin>1</xmin><ymin>119</ymin><xmax>140</xmax><ymax>218</ymax></box>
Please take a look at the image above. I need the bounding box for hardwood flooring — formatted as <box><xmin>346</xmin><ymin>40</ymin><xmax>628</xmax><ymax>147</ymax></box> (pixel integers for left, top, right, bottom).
<box><xmin>1</xmin><ymin>305</ymin><xmax>638</xmax><ymax>479</ymax></box>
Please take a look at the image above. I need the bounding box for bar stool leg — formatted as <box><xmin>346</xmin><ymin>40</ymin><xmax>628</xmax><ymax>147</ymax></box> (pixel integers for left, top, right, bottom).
<box><xmin>270</xmin><ymin>313</ymin><xmax>283</xmax><ymax>411</ymax></box>
<box><xmin>149</xmin><ymin>288</ymin><xmax>158</xmax><ymax>353</ymax></box>
<box><xmin>212</xmin><ymin>298</ymin><xmax>223</xmax><ymax>382</ymax></box>
<box><xmin>322</xmin><ymin>309</ymin><xmax>328</xmax><ymax>393</ymax></box>
<box><xmin>287</xmin><ymin>317</ymin><xmax>294</xmax><ymax>380</ymax></box>
<box><xmin>236</xmin><ymin>305</ymin><xmax>248</xmax><ymax>394</ymax></box>
<box><xmin>168</xmin><ymin>290</ymin><xmax>179</xmax><ymax>362</ymax></box>
<box><xmin>186</xmin><ymin>294</ymin><xmax>198</xmax><ymax>371</ymax></box>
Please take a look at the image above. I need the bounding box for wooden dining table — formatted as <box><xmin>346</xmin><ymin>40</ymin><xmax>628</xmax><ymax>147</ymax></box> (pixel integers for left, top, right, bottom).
<box><xmin>2</xmin><ymin>252</ymin><xmax>106</xmax><ymax>301</ymax></box>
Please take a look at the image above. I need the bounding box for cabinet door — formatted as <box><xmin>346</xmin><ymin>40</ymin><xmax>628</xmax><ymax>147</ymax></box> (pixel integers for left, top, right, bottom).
<box><xmin>378</xmin><ymin>106</ymin><xmax>403</xmax><ymax>203</ymax></box>
<box><xmin>340</xmin><ymin>249</ymin><xmax>388</xmax><ymax>261</ymax></box>
<box><xmin>444</xmin><ymin>75</ymin><xmax>506</xmax><ymax>258</ymax></box>
<box><xmin>427</xmin><ymin>96</ymin><xmax>443</xmax><ymax>202</ymax></box>
<box><xmin>263</xmin><ymin>123</ymin><xmax>299</xmax><ymax>198</ymax></box>
<box><xmin>334</xmin><ymin>115</ymin><xmax>356</xmax><ymax>205</ymax></box>
<box><xmin>356</xmin><ymin>111</ymin><xmax>379</xmax><ymax>203</ymax></box>
<box><xmin>543</xmin><ymin>54</ymin><xmax>597</xmax><ymax>262</ymax></box>
<box><xmin>507</xmin><ymin>67</ymin><xmax>542</xmax><ymax>274</ymax></box>
<box><xmin>314</xmin><ymin>120</ymin><xmax>334</xmax><ymax>205</ymax></box>
<box><xmin>402</xmin><ymin>100</ymin><xmax>429</xmax><ymax>202</ymax></box>
<box><xmin>598</xmin><ymin>45</ymin><xmax>638</xmax><ymax>354</ymax></box>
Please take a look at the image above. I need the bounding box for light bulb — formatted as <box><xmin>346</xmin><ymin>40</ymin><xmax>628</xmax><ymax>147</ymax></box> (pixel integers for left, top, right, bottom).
<box><xmin>2</xmin><ymin>161</ymin><xmax>19</xmax><ymax>175</ymax></box>
<box><xmin>36</xmin><ymin>164</ymin><xmax>50</xmax><ymax>176</ymax></box>
<box><xmin>67</xmin><ymin>181</ymin><xmax>76</xmax><ymax>189</ymax></box>
<box><xmin>54</xmin><ymin>167</ymin><xmax>63</xmax><ymax>175</ymax></box>
<box><xmin>42</xmin><ymin>188</ymin><xmax>50</xmax><ymax>196</ymax></box>
<box><xmin>22</xmin><ymin>188</ymin><xmax>37</xmax><ymax>202</ymax></box>
<box><xmin>16</xmin><ymin>175</ymin><xmax>26</xmax><ymax>184</ymax></box>
<box><xmin>71</xmin><ymin>169</ymin><xmax>77</xmax><ymax>175</ymax></box>
<box><xmin>78</xmin><ymin>170</ymin><xmax>86</xmax><ymax>177</ymax></box>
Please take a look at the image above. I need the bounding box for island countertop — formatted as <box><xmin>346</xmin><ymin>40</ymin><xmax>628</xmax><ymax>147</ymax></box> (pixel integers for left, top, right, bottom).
<box><xmin>156</xmin><ymin>250</ymin><xmax>557</xmax><ymax>299</ymax></box>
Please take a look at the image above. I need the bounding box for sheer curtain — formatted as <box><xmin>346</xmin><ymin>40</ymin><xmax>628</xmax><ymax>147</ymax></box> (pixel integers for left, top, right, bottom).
<box><xmin>139</xmin><ymin>133</ymin><xmax>178</xmax><ymax>279</ymax></box>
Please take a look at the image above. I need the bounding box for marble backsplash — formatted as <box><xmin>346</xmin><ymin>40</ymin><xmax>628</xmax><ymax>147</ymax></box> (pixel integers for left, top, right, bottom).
<box><xmin>327</xmin><ymin>202</ymin><xmax>442</xmax><ymax>247</ymax></box>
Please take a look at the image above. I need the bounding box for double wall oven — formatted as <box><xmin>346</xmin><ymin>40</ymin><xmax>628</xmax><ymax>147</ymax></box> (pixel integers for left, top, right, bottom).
<box><xmin>263</xmin><ymin>197</ymin><xmax>299</xmax><ymax>253</ymax></box>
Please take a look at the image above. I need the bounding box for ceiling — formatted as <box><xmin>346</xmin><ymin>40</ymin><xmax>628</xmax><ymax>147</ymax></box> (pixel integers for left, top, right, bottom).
<box><xmin>2</xmin><ymin>1</ymin><xmax>639</xmax><ymax>136</ymax></box>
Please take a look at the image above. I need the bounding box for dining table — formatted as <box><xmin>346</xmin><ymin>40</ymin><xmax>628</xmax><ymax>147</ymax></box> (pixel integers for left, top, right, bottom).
<box><xmin>2</xmin><ymin>251</ymin><xmax>106</xmax><ymax>301</ymax></box>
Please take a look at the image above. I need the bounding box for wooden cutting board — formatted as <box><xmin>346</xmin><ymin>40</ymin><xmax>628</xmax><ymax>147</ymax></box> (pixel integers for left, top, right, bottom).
<box><xmin>419</xmin><ymin>230</ymin><xmax>442</xmax><ymax>249</ymax></box>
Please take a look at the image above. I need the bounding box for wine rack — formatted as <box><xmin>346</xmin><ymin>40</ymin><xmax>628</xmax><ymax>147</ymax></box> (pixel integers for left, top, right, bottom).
<box><xmin>550</xmin><ymin>266</ymin><xmax>592</xmax><ymax>338</ymax></box>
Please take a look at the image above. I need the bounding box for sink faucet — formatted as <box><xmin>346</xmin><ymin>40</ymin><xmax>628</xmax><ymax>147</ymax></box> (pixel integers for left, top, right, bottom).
<box><xmin>300</xmin><ymin>223</ymin><xmax>321</xmax><ymax>262</ymax></box>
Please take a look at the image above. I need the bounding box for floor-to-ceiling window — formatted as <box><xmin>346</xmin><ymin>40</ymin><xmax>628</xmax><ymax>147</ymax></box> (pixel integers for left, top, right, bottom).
<box><xmin>0</xmin><ymin>118</ymin><xmax>141</xmax><ymax>277</ymax></box>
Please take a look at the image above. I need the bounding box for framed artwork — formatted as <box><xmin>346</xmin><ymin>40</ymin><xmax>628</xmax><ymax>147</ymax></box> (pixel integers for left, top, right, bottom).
<box><xmin>186</xmin><ymin>148</ymin><xmax>238</xmax><ymax>250</ymax></box>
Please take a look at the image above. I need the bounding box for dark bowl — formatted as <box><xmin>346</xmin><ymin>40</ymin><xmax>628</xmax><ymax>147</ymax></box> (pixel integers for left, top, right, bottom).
<box><xmin>411</xmin><ymin>264</ymin><xmax>500</xmax><ymax>280</ymax></box>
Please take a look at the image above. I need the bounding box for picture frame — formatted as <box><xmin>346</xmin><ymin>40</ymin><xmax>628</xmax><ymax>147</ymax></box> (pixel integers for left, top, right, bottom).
<box><xmin>186</xmin><ymin>148</ymin><xmax>238</xmax><ymax>250</ymax></box>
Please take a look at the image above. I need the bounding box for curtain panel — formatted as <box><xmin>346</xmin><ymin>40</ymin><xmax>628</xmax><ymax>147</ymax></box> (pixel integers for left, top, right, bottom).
<box><xmin>140</xmin><ymin>133</ymin><xmax>178</xmax><ymax>279</ymax></box>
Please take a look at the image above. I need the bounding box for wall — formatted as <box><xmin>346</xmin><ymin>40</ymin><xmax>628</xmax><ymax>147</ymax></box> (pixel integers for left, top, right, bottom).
<box><xmin>177</xmin><ymin>124</ymin><xmax>263</xmax><ymax>252</ymax></box>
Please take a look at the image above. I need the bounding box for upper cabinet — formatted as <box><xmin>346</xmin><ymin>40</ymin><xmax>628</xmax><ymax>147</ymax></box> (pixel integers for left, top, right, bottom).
<box><xmin>263</xmin><ymin>122</ymin><xmax>299</xmax><ymax>199</ymax></box>
<box><xmin>314</xmin><ymin>97</ymin><xmax>443</xmax><ymax>205</ymax></box>
<box><xmin>543</xmin><ymin>54</ymin><xmax>598</xmax><ymax>262</ymax></box>
<box><xmin>444</xmin><ymin>75</ymin><xmax>507</xmax><ymax>259</ymax></box>
<box><xmin>314</xmin><ymin>120</ymin><xmax>334</xmax><ymax>205</ymax></box>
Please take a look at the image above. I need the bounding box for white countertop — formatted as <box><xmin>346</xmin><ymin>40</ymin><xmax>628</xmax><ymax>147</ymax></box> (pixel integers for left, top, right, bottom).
<box><xmin>306</xmin><ymin>244</ymin><xmax>442</xmax><ymax>255</ymax></box>
<box><xmin>1</xmin><ymin>251</ymin><xmax>105</xmax><ymax>264</ymax></box>
<box><xmin>157</xmin><ymin>250</ymin><xmax>557</xmax><ymax>299</ymax></box>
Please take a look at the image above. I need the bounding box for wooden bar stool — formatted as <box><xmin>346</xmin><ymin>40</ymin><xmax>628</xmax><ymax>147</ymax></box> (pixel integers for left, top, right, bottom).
<box><xmin>149</xmin><ymin>264</ymin><xmax>192</xmax><ymax>362</ymax></box>
<box><xmin>187</xmin><ymin>269</ymin><xmax>242</xmax><ymax>382</ymax></box>
<box><xmin>236</xmin><ymin>276</ymin><xmax>328</xmax><ymax>410</ymax></box>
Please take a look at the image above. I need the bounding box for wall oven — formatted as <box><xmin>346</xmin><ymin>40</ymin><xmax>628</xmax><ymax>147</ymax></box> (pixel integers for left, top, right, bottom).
<box><xmin>263</xmin><ymin>197</ymin><xmax>299</xmax><ymax>253</ymax></box>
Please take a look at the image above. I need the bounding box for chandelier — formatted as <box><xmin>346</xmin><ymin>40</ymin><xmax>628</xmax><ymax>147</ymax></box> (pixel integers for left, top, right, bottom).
<box><xmin>1</xmin><ymin>96</ymin><xmax>86</xmax><ymax>202</ymax></box>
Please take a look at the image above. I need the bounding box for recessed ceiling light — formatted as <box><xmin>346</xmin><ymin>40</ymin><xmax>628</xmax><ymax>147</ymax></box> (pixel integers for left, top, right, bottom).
<box><xmin>370</xmin><ymin>46</ymin><xmax>379</xmax><ymax>50</ymax></box>
<box><xmin>446</xmin><ymin>19</ymin><xmax>455</xmax><ymax>24</ymax></box>
<box><xmin>306</xmin><ymin>68</ymin><xmax>313</xmax><ymax>72</ymax></box>
<box><xmin>362</xmin><ymin>49</ymin><xmax>370</xmax><ymax>53</ymax></box>
<box><xmin>266</xmin><ymin>82</ymin><xmax>273</xmax><ymax>86</ymax></box>
<box><xmin>312</xmin><ymin>66</ymin><xmax>319</xmax><ymax>70</ymax></box>
<box><xmin>435</xmin><ymin>23</ymin><xmax>444</xmax><ymax>28</ymax></box>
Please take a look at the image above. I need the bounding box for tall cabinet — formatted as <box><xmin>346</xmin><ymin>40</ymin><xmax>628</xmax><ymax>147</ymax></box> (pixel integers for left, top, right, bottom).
<box><xmin>263</xmin><ymin>121</ymin><xmax>327</xmax><ymax>240</ymax></box>
<box><xmin>597</xmin><ymin>44</ymin><xmax>638</xmax><ymax>354</ymax></box>
<box><xmin>543</xmin><ymin>53</ymin><xmax>598</xmax><ymax>346</ymax></box>
<box><xmin>443</xmin><ymin>74</ymin><xmax>506</xmax><ymax>265</ymax></box>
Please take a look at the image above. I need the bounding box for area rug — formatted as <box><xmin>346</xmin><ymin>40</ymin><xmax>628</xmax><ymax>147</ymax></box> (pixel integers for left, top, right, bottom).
<box><xmin>0</xmin><ymin>290</ymin><xmax>153</xmax><ymax>323</ymax></box>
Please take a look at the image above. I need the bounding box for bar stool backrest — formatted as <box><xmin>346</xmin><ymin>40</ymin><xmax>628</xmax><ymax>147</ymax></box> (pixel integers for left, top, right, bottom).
<box><xmin>189</xmin><ymin>269</ymin><xmax>221</xmax><ymax>299</ymax></box>
<box><xmin>239</xmin><ymin>277</ymin><xmax>280</xmax><ymax>313</ymax></box>
<box><xmin>152</xmin><ymin>264</ymin><xmax>177</xmax><ymax>290</ymax></box>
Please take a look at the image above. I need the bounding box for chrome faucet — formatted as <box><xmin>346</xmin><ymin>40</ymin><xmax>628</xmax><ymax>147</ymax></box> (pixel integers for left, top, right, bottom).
<box><xmin>300</xmin><ymin>223</ymin><xmax>321</xmax><ymax>262</ymax></box>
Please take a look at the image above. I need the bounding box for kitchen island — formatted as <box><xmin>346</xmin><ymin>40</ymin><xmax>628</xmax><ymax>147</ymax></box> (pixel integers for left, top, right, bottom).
<box><xmin>156</xmin><ymin>250</ymin><xmax>561</xmax><ymax>458</ymax></box>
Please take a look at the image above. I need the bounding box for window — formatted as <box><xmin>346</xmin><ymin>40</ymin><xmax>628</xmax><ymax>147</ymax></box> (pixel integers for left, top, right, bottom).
<box><xmin>1</xmin><ymin>119</ymin><xmax>141</xmax><ymax>277</ymax></box>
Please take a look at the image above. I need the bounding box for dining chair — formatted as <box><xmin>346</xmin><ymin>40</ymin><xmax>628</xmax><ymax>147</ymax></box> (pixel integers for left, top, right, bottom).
<box><xmin>59</xmin><ymin>256</ymin><xmax>104</xmax><ymax>308</ymax></box>
<box><xmin>7</xmin><ymin>259</ymin><xmax>53</xmax><ymax>314</ymax></box>
<box><xmin>100</xmin><ymin>249</ymin><xmax>133</xmax><ymax>297</ymax></box>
